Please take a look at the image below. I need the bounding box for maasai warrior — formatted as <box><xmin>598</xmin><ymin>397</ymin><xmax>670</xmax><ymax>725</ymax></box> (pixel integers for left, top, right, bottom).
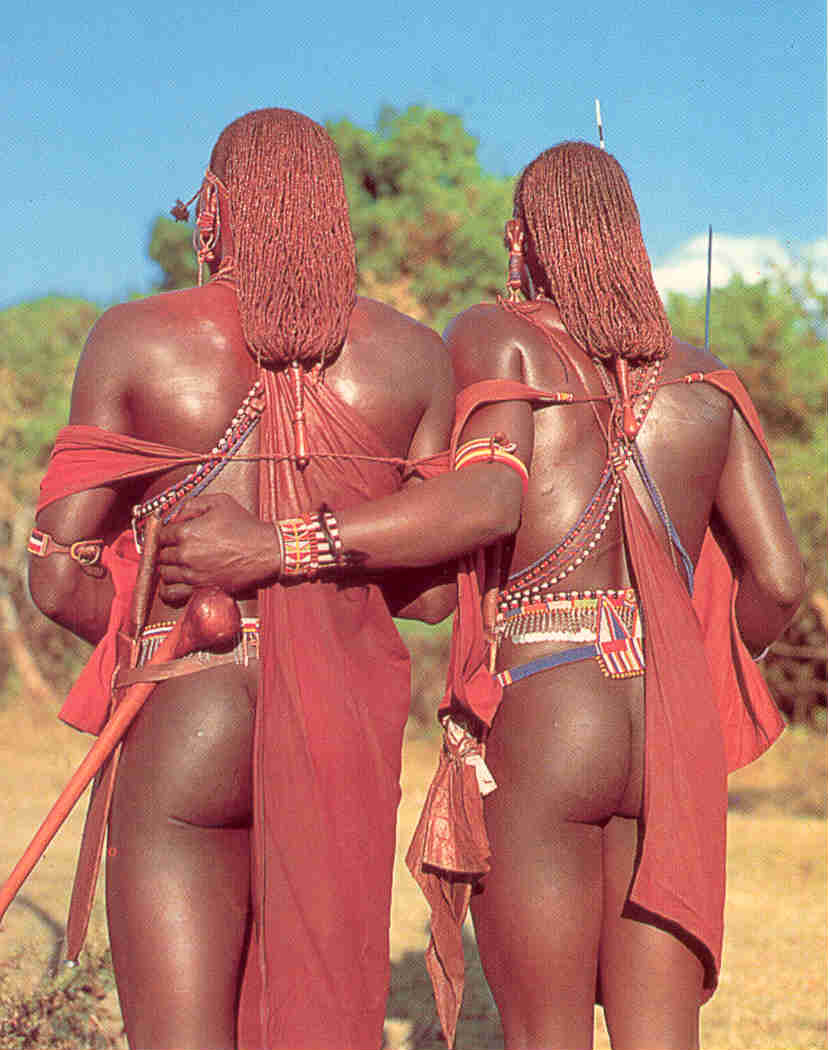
<box><xmin>26</xmin><ymin>109</ymin><xmax>519</xmax><ymax>1050</ymax></box>
<box><xmin>403</xmin><ymin>142</ymin><xmax>805</xmax><ymax>1050</ymax></box>
<box><xmin>118</xmin><ymin>140</ymin><xmax>801</xmax><ymax>1048</ymax></box>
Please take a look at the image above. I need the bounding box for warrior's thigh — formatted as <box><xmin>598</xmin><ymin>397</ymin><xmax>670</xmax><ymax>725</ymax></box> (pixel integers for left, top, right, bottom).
<box><xmin>105</xmin><ymin>666</ymin><xmax>256</xmax><ymax>1050</ymax></box>
<box><xmin>599</xmin><ymin>816</ymin><xmax>703</xmax><ymax>1050</ymax></box>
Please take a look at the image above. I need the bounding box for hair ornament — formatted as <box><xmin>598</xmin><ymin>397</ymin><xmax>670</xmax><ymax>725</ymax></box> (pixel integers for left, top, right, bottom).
<box><xmin>504</xmin><ymin>219</ymin><xmax>526</xmax><ymax>302</ymax></box>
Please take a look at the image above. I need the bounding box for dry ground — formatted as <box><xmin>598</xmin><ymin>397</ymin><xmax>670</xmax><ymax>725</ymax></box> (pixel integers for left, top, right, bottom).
<box><xmin>0</xmin><ymin>700</ymin><xmax>824</xmax><ymax>1050</ymax></box>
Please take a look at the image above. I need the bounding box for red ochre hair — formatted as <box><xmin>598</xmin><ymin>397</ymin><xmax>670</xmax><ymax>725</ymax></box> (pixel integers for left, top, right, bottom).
<box><xmin>514</xmin><ymin>141</ymin><xmax>671</xmax><ymax>362</ymax></box>
<box><xmin>210</xmin><ymin>108</ymin><xmax>357</xmax><ymax>368</ymax></box>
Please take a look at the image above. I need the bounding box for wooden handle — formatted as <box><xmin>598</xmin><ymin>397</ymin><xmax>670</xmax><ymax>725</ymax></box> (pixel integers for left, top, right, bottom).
<box><xmin>0</xmin><ymin>587</ymin><xmax>240</xmax><ymax>922</ymax></box>
<box><xmin>128</xmin><ymin>512</ymin><xmax>162</xmax><ymax>641</ymax></box>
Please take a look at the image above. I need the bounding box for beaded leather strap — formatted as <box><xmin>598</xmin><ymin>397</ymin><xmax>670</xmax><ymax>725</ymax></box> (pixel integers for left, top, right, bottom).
<box><xmin>27</xmin><ymin>528</ymin><xmax>104</xmax><ymax>567</ymax></box>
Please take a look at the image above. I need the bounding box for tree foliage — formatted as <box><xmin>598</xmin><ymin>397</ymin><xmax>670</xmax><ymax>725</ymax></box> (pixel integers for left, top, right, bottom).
<box><xmin>666</xmin><ymin>272</ymin><xmax>827</xmax><ymax>584</ymax></box>
<box><xmin>148</xmin><ymin>215</ymin><xmax>197</xmax><ymax>291</ymax></box>
<box><xmin>0</xmin><ymin>299</ymin><xmax>101</xmax><ymax>702</ymax></box>
<box><xmin>0</xmin><ymin>298</ymin><xmax>100</xmax><ymax>495</ymax></box>
<box><xmin>329</xmin><ymin>105</ymin><xmax>514</xmax><ymax>330</ymax></box>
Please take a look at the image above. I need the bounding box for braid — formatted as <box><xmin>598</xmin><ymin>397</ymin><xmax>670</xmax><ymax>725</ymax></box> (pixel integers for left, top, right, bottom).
<box><xmin>211</xmin><ymin>109</ymin><xmax>357</xmax><ymax>368</ymax></box>
<box><xmin>515</xmin><ymin>141</ymin><xmax>671</xmax><ymax>362</ymax></box>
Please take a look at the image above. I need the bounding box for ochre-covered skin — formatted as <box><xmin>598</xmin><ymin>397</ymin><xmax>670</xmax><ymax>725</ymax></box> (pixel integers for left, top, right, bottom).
<box><xmin>434</xmin><ymin>296</ymin><xmax>804</xmax><ymax>1050</ymax></box>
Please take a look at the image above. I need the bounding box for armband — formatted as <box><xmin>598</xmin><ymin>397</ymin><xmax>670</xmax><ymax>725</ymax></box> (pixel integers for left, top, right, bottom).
<box><xmin>275</xmin><ymin>506</ymin><xmax>348</xmax><ymax>580</ymax></box>
<box><xmin>27</xmin><ymin>528</ymin><xmax>104</xmax><ymax>567</ymax></box>
<box><xmin>454</xmin><ymin>435</ymin><xmax>530</xmax><ymax>497</ymax></box>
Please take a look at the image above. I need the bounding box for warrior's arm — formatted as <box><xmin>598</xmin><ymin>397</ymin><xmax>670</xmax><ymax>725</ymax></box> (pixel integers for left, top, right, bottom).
<box><xmin>28</xmin><ymin>313</ymin><xmax>136</xmax><ymax>644</ymax></box>
<box><xmin>714</xmin><ymin>409</ymin><xmax>805</xmax><ymax>655</ymax></box>
<box><xmin>157</xmin><ymin>309</ymin><xmax>532</xmax><ymax>599</ymax></box>
<box><xmin>378</xmin><ymin>326</ymin><xmax>459</xmax><ymax>622</ymax></box>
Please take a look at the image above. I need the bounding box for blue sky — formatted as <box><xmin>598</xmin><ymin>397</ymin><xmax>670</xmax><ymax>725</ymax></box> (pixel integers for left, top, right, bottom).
<box><xmin>3</xmin><ymin>1</ymin><xmax>825</xmax><ymax>309</ymax></box>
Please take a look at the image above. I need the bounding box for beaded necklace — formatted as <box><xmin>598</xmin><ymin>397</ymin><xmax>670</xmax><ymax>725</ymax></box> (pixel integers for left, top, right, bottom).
<box><xmin>131</xmin><ymin>378</ymin><xmax>266</xmax><ymax>551</ymax></box>
<box><xmin>500</xmin><ymin>354</ymin><xmax>662</xmax><ymax>605</ymax></box>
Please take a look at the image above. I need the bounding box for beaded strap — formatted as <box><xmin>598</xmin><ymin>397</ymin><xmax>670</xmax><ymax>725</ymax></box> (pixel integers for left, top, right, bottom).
<box><xmin>454</xmin><ymin>435</ymin><xmax>530</xmax><ymax>496</ymax></box>
<box><xmin>131</xmin><ymin>379</ymin><xmax>266</xmax><ymax>551</ymax></box>
<box><xmin>27</xmin><ymin>528</ymin><xmax>104</xmax><ymax>567</ymax></box>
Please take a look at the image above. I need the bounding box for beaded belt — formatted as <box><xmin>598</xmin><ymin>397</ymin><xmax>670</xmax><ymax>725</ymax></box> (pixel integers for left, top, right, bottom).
<box><xmin>139</xmin><ymin>617</ymin><xmax>260</xmax><ymax>665</ymax></box>
<box><xmin>495</xmin><ymin>588</ymin><xmax>644</xmax><ymax>681</ymax></box>
<box><xmin>115</xmin><ymin>617</ymin><xmax>260</xmax><ymax>688</ymax></box>
<box><xmin>496</xmin><ymin>587</ymin><xmax>639</xmax><ymax>644</ymax></box>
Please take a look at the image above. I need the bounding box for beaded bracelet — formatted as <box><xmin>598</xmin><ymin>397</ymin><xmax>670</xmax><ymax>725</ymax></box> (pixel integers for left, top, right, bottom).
<box><xmin>275</xmin><ymin>506</ymin><xmax>347</xmax><ymax>579</ymax></box>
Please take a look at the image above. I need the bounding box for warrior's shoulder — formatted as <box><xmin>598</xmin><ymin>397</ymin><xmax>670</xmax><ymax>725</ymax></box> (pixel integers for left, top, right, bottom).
<box><xmin>353</xmin><ymin>295</ymin><xmax>441</xmax><ymax>337</ymax></box>
<box><xmin>443</xmin><ymin>301</ymin><xmax>509</xmax><ymax>342</ymax></box>
<box><xmin>661</xmin><ymin>338</ymin><xmax>732</xmax><ymax>386</ymax></box>
<box><xmin>90</xmin><ymin>286</ymin><xmax>211</xmax><ymax>337</ymax></box>
<box><xmin>351</xmin><ymin>296</ymin><xmax>446</xmax><ymax>363</ymax></box>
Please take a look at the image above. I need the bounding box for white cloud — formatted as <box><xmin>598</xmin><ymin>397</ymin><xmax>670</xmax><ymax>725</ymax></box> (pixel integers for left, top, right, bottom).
<box><xmin>652</xmin><ymin>234</ymin><xmax>828</xmax><ymax>300</ymax></box>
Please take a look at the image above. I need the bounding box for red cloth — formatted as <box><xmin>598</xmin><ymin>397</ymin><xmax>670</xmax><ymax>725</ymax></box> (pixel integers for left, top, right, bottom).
<box><xmin>36</xmin><ymin>385</ymin><xmax>447</xmax><ymax>1050</ymax></box>
<box><xmin>407</xmin><ymin>369</ymin><xmax>784</xmax><ymax>1046</ymax></box>
<box><xmin>36</xmin><ymin>426</ymin><xmax>197</xmax><ymax>734</ymax></box>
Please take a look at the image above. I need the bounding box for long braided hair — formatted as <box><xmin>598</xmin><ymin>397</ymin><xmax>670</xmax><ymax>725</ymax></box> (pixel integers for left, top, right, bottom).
<box><xmin>515</xmin><ymin>141</ymin><xmax>671</xmax><ymax>362</ymax></box>
<box><xmin>210</xmin><ymin>108</ymin><xmax>357</xmax><ymax>369</ymax></box>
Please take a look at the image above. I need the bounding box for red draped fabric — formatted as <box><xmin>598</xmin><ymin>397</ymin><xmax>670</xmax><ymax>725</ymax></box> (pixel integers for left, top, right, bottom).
<box><xmin>240</xmin><ymin>369</ymin><xmax>414</xmax><ymax>1048</ymax></box>
<box><xmin>407</xmin><ymin>369</ymin><xmax>784</xmax><ymax>1046</ymax></box>
<box><xmin>35</xmin><ymin>383</ymin><xmax>448</xmax><ymax>1050</ymax></box>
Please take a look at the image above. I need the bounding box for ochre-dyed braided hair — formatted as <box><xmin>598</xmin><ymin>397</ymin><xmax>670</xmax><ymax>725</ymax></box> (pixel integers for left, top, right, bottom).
<box><xmin>210</xmin><ymin>108</ymin><xmax>357</xmax><ymax>368</ymax></box>
<box><xmin>514</xmin><ymin>141</ymin><xmax>671</xmax><ymax>362</ymax></box>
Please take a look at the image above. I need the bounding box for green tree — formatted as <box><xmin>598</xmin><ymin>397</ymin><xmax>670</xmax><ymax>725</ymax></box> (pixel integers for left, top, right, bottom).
<box><xmin>329</xmin><ymin>105</ymin><xmax>514</xmax><ymax>330</ymax></box>
<box><xmin>148</xmin><ymin>216</ymin><xmax>197</xmax><ymax>291</ymax></box>
<box><xmin>0</xmin><ymin>298</ymin><xmax>101</xmax><ymax>703</ymax></box>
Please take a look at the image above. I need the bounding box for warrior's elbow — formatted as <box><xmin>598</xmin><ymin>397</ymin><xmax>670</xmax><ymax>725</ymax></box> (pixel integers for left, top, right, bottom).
<box><xmin>761</xmin><ymin>556</ymin><xmax>807</xmax><ymax>615</ymax></box>
<box><xmin>28</xmin><ymin>559</ymin><xmax>76</xmax><ymax>625</ymax></box>
<box><xmin>483</xmin><ymin>477</ymin><xmax>523</xmax><ymax>544</ymax></box>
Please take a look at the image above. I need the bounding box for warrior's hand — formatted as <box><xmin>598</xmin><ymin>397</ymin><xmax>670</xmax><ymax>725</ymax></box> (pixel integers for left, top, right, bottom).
<box><xmin>158</xmin><ymin>493</ymin><xmax>281</xmax><ymax>603</ymax></box>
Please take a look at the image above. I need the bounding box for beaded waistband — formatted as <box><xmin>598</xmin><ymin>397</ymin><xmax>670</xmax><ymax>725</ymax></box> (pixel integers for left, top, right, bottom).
<box><xmin>496</xmin><ymin>587</ymin><xmax>639</xmax><ymax>644</ymax></box>
<box><xmin>136</xmin><ymin>617</ymin><xmax>261</xmax><ymax>667</ymax></box>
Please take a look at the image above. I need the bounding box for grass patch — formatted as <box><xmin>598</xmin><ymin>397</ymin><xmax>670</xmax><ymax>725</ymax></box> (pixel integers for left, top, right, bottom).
<box><xmin>0</xmin><ymin>947</ymin><xmax>122</xmax><ymax>1049</ymax></box>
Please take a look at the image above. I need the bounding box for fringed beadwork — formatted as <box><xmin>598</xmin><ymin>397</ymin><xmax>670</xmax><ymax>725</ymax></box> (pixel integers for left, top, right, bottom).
<box><xmin>495</xmin><ymin>586</ymin><xmax>638</xmax><ymax>644</ymax></box>
<box><xmin>136</xmin><ymin>618</ymin><xmax>260</xmax><ymax>667</ymax></box>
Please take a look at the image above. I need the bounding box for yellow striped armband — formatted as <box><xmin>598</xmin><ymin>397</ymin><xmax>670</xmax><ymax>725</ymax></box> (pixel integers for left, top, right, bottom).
<box><xmin>454</xmin><ymin>435</ymin><xmax>529</xmax><ymax>496</ymax></box>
